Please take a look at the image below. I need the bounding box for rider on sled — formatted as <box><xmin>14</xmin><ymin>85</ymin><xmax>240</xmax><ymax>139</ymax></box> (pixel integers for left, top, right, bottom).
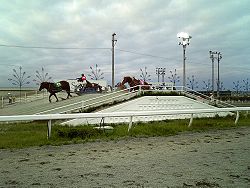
<box><xmin>77</xmin><ymin>73</ymin><xmax>87</xmax><ymax>85</ymax></box>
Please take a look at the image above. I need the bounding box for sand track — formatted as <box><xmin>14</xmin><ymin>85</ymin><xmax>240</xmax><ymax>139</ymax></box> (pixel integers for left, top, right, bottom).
<box><xmin>0</xmin><ymin>126</ymin><xmax>250</xmax><ymax>187</ymax></box>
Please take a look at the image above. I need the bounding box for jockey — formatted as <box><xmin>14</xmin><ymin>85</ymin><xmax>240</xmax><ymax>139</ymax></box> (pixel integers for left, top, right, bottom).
<box><xmin>81</xmin><ymin>74</ymin><xmax>86</xmax><ymax>82</ymax></box>
<box><xmin>139</xmin><ymin>79</ymin><xmax>145</xmax><ymax>85</ymax></box>
<box><xmin>79</xmin><ymin>74</ymin><xmax>87</xmax><ymax>87</ymax></box>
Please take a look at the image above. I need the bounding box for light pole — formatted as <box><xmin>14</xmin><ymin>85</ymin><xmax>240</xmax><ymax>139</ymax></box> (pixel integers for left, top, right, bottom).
<box><xmin>112</xmin><ymin>33</ymin><xmax>117</xmax><ymax>91</ymax></box>
<box><xmin>209</xmin><ymin>51</ymin><xmax>222</xmax><ymax>97</ymax></box>
<box><xmin>177</xmin><ymin>32</ymin><xmax>192</xmax><ymax>88</ymax></box>
<box><xmin>156</xmin><ymin>68</ymin><xmax>160</xmax><ymax>82</ymax></box>
<box><xmin>156</xmin><ymin>67</ymin><xmax>166</xmax><ymax>83</ymax></box>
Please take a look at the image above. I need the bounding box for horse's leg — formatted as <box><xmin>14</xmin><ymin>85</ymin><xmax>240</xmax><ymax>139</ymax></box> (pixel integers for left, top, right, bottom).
<box><xmin>54</xmin><ymin>93</ymin><xmax>59</xmax><ymax>102</ymax></box>
<box><xmin>67</xmin><ymin>91</ymin><xmax>72</xmax><ymax>98</ymax></box>
<box><xmin>49</xmin><ymin>93</ymin><xmax>53</xmax><ymax>103</ymax></box>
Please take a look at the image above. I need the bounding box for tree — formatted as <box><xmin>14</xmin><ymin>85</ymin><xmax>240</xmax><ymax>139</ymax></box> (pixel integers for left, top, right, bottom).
<box><xmin>33</xmin><ymin>67</ymin><xmax>52</xmax><ymax>85</ymax></box>
<box><xmin>88</xmin><ymin>64</ymin><xmax>104</xmax><ymax>80</ymax></box>
<box><xmin>8</xmin><ymin>66</ymin><xmax>31</xmax><ymax>101</ymax></box>
<box><xmin>187</xmin><ymin>75</ymin><xmax>198</xmax><ymax>90</ymax></box>
<box><xmin>233</xmin><ymin>80</ymin><xmax>242</xmax><ymax>94</ymax></box>
<box><xmin>242</xmin><ymin>78</ymin><xmax>249</xmax><ymax>92</ymax></box>
<box><xmin>168</xmin><ymin>69</ymin><xmax>180</xmax><ymax>86</ymax></box>
<box><xmin>203</xmin><ymin>79</ymin><xmax>211</xmax><ymax>91</ymax></box>
<box><xmin>139</xmin><ymin>67</ymin><xmax>151</xmax><ymax>82</ymax></box>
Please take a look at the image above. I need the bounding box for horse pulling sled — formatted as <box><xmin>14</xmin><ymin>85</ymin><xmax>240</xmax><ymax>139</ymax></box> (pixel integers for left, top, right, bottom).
<box><xmin>39</xmin><ymin>79</ymin><xmax>103</xmax><ymax>102</ymax></box>
<box><xmin>70</xmin><ymin>78</ymin><xmax>103</xmax><ymax>95</ymax></box>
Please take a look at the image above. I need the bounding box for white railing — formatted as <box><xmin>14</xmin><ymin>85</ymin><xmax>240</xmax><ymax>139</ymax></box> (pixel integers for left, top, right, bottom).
<box><xmin>1</xmin><ymin>90</ymin><xmax>48</xmax><ymax>108</ymax></box>
<box><xmin>1</xmin><ymin>107</ymin><xmax>250</xmax><ymax>138</ymax></box>
<box><xmin>182</xmin><ymin>87</ymin><xmax>236</xmax><ymax>108</ymax></box>
<box><xmin>36</xmin><ymin>85</ymin><xmax>141</xmax><ymax>114</ymax></box>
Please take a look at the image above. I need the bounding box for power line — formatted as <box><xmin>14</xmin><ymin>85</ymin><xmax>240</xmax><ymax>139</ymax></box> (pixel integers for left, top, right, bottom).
<box><xmin>116</xmin><ymin>48</ymin><xmax>175</xmax><ymax>60</ymax></box>
<box><xmin>0</xmin><ymin>43</ymin><xmax>177</xmax><ymax>60</ymax></box>
<box><xmin>0</xmin><ymin>44</ymin><xmax>110</xmax><ymax>50</ymax></box>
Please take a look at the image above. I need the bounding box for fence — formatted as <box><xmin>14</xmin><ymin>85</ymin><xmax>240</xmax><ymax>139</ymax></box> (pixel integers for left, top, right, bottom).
<box><xmin>1</xmin><ymin>90</ymin><xmax>48</xmax><ymax>108</ymax></box>
<box><xmin>1</xmin><ymin>107</ymin><xmax>250</xmax><ymax>138</ymax></box>
<box><xmin>1</xmin><ymin>85</ymin><xmax>250</xmax><ymax>139</ymax></box>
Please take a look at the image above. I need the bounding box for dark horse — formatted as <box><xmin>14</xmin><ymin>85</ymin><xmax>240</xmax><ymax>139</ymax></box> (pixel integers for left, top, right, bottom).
<box><xmin>39</xmin><ymin>81</ymin><xmax>72</xmax><ymax>103</ymax></box>
<box><xmin>121</xmin><ymin>76</ymin><xmax>150</xmax><ymax>91</ymax></box>
<box><xmin>85</xmin><ymin>80</ymin><xmax>102</xmax><ymax>92</ymax></box>
<box><xmin>76</xmin><ymin>78</ymin><xmax>102</xmax><ymax>93</ymax></box>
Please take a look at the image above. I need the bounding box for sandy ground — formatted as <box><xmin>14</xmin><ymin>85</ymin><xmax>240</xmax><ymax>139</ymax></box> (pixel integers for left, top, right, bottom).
<box><xmin>0</xmin><ymin>126</ymin><xmax>250</xmax><ymax>188</ymax></box>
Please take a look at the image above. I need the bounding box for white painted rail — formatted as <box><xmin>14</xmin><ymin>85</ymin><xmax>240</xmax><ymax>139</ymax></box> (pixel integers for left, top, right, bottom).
<box><xmin>1</xmin><ymin>107</ymin><xmax>250</xmax><ymax>138</ymax></box>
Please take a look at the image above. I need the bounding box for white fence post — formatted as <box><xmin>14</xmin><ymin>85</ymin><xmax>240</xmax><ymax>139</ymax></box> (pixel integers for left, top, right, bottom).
<box><xmin>188</xmin><ymin>114</ymin><xmax>193</xmax><ymax>127</ymax></box>
<box><xmin>235</xmin><ymin>111</ymin><xmax>239</xmax><ymax>125</ymax></box>
<box><xmin>47</xmin><ymin>120</ymin><xmax>52</xmax><ymax>139</ymax></box>
<box><xmin>138</xmin><ymin>85</ymin><xmax>141</xmax><ymax>96</ymax></box>
<box><xmin>81</xmin><ymin>101</ymin><xmax>85</xmax><ymax>111</ymax></box>
<box><xmin>1</xmin><ymin>96</ymin><xmax>3</xmax><ymax>108</ymax></box>
<box><xmin>128</xmin><ymin>116</ymin><xmax>133</xmax><ymax>132</ymax></box>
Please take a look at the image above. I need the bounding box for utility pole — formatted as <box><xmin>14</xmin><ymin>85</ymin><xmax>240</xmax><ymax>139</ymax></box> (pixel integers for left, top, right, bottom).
<box><xmin>217</xmin><ymin>52</ymin><xmax>222</xmax><ymax>98</ymax></box>
<box><xmin>209</xmin><ymin>51</ymin><xmax>216</xmax><ymax>96</ymax></box>
<box><xmin>112</xmin><ymin>33</ymin><xmax>117</xmax><ymax>91</ymax></box>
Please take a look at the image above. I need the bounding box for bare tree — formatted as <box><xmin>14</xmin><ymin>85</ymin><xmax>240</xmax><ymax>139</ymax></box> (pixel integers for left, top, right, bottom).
<box><xmin>140</xmin><ymin>67</ymin><xmax>151</xmax><ymax>82</ymax></box>
<box><xmin>88</xmin><ymin>64</ymin><xmax>104</xmax><ymax>80</ymax></box>
<box><xmin>203</xmin><ymin>79</ymin><xmax>211</xmax><ymax>91</ymax></box>
<box><xmin>233</xmin><ymin>80</ymin><xmax>242</xmax><ymax>94</ymax></box>
<box><xmin>187</xmin><ymin>75</ymin><xmax>198</xmax><ymax>90</ymax></box>
<box><xmin>8</xmin><ymin>66</ymin><xmax>30</xmax><ymax>101</ymax></box>
<box><xmin>33</xmin><ymin>67</ymin><xmax>52</xmax><ymax>85</ymax></box>
<box><xmin>242</xmin><ymin>78</ymin><xmax>249</xmax><ymax>92</ymax></box>
<box><xmin>168</xmin><ymin>69</ymin><xmax>180</xmax><ymax>86</ymax></box>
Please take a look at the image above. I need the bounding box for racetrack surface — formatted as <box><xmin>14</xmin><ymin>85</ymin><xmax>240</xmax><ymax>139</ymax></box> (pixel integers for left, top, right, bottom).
<box><xmin>0</xmin><ymin>92</ymin><xmax>102</xmax><ymax>115</ymax></box>
<box><xmin>0</xmin><ymin>126</ymin><xmax>249</xmax><ymax>187</ymax></box>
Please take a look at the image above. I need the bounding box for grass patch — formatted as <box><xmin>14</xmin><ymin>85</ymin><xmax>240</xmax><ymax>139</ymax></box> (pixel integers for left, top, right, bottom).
<box><xmin>0</xmin><ymin>113</ymin><xmax>250</xmax><ymax>149</ymax></box>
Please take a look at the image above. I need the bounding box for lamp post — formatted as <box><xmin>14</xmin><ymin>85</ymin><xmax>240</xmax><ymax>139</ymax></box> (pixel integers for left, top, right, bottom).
<box><xmin>177</xmin><ymin>32</ymin><xmax>192</xmax><ymax>88</ymax></box>
<box><xmin>209</xmin><ymin>51</ymin><xmax>222</xmax><ymax>97</ymax></box>
<box><xmin>112</xmin><ymin>33</ymin><xmax>117</xmax><ymax>91</ymax></box>
<box><xmin>156</xmin><ymin>67</ymin><xmax>166</xmax><ymax>83</ymax></box>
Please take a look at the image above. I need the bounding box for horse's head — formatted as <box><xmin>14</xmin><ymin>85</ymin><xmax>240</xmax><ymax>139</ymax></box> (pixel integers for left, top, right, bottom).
<box><xmin>39</xmin><ymin>82</ymin><xmax>47</xmax><ymax>91</ymax></box>
<box><xmin>121</xmin><ymin>76</ymin><xmax>132</xmax><ymax>85</ymax></box>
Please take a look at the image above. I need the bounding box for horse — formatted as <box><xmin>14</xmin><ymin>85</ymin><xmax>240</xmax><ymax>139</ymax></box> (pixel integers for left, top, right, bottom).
<box><xmin>115</xmin><ymin>82</ymin><xmax>127</xmax><ymax>90</ymax></box>
<box><xmin>85</xmin><ymin>80</ymin><xmax>102</xmax><ymax>93</ymax></box>
<box><xmin>76</xmin><ymin>78</ymin><xmax>102</xmax><ymax>93</ymax></box>
<box><xmin>121</xmin><ymin>76</ymin><xmax>150</xmax><ymax>91</ymax></box>
<box><xmin>39</xmin><ymin>81</ymin><xmax>72</xmax><ymax>103</ymax></box>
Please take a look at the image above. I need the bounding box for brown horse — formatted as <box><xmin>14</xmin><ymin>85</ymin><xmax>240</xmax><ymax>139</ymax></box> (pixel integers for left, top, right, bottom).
<box><xmin>84</xmin><ymin>80</ymin><xmax>102</xmax><ymax>93</ymax></box>
<box><xmin>115</xmin><ymin>82</ymin><xmax>127</xmax><ymax>90</ymax></box>
<box><xmin>39</xmin><ymin>81</ymin><xmax>72</xmax><ymax>103</ymax></box>
<box><xmin>121</xmin><ymin>76</ymin><xmax>150</xmax><ymax>90</ymax></box>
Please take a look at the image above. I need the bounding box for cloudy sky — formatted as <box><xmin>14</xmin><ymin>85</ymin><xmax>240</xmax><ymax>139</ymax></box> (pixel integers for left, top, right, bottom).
<box><xmin>0</xmin><ymin>0</ymin><xmax>249</xmax><ymax>90</ymax></box>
